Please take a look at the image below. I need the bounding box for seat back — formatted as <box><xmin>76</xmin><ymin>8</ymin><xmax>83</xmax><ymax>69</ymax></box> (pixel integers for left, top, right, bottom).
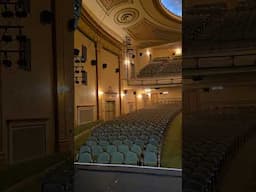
<box><xmin>96</xmin><ymin>152</ymin><xmax>110</xmax><ymax>164</ymax></box>
<box><xmin>110</xmin><ymin>152</ymin><xmax>124</xmax><ymax>164</ymax></box>
<box><xmin>79</xmin><ymin>152</ymin><xmax>93</xmax><ymax>163</ymax></box>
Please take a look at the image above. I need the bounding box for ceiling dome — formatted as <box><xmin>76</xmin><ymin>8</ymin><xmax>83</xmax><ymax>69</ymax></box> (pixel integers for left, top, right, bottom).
<box><xmin>160</xmin><ymin>0</ymin><xmax>182</xmax><ymax>17</ymax></box>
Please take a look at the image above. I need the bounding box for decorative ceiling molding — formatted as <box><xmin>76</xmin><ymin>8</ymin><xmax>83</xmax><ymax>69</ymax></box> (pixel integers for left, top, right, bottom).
<box><xmin>79</xmin><ymin>7</ymin><xmax>123</xmax><ymax>54</ymax></box>
<box><xmin>114</xmin><ymin>8</ymin><xmax>140</xmax><ymax>25</ymax></box>
<box><xmin>81</xmin><ymin>0</ymin><xmax>181</xmax><ymax>49</ymax></box>
<box><xmin>96</xmin><ymin>0</ymin><xmax>133</xmax><ymax>15</ymax></box>
<box><xmin>126</xmin><ymin>18</ymin><xmax>180</xmax><ymax>41</ymax></box>
<box><xmin>137</xmin><ymin>40</ymin><xmax>171</xmax><ymax>49</ymax></box>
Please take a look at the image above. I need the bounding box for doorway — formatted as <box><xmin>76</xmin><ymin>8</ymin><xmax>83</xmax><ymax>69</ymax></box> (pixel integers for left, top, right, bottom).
<box><xmin>105</xmin><ymin>101</ymin><xmax>116</xmax><ymax>121</ymax></box>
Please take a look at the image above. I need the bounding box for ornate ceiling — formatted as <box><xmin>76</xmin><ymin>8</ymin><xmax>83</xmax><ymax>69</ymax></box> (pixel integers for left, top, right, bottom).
<box><xmin>82</xmin><ymin>0</ymin><xmax>181</xmax><ymax>49</ymax></box>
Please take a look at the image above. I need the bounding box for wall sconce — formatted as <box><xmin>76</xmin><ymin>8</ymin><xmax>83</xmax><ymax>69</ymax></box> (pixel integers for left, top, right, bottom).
<box><xmin>175</xmin><ymin>48</ymin><xmax>182</xmax><ymax>56</ymax></box>
<box><xmin>137</xmin><ymin>94</ymin><xmax>142</xmax><ymax>99</ymax></box>
<box><xmin>124</xmin><ymin>59</ymin><xmax>130</xmax><ymax>65</ymax></box>
<box><xmin>98</xmin><ymin>90</ymin><xmax>104</xmax><ymax>96</ymax></box>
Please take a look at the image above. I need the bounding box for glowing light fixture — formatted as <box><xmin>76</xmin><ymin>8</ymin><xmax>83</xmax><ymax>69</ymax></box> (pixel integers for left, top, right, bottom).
<box><xmin>144</xmin><ymin>88</ymin><xmax>151</xmax><ymax>93</ymax></box>
<box><xmin>98</xmin><ymin>90</ymin><xmax>104</xmax><ymax>96</ymax></box>
<box><xmin>175</xmin><ymin>48</ymin><xmax>182</xmax><ymax>56</ymax></box>
<box><xmin>124</xmin><ymin>58</ymin><xmax>130</xmax><ymax>65</ymax></box>
<box><xmin>137</xmin><ymin>94</ymin><xmax>143</xmax><ymax>99</ymax></box>
<box><xmin>121</xmin><ymin>93</ymin><xmax>126</xmax><ymax>97</ymax></box>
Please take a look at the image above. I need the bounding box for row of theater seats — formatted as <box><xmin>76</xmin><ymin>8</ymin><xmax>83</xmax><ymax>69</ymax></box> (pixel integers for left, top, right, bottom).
<box><xmin>183</xmin><ymin>107</ymin><xmax>256</xmax><ymax>192</ymax></box>
<box><xmin>184</xmin><ymin>4</ymin><xmax>256</xmax><ymax>54</ymax></box>
<box><xmin>137</xmin><ymin>57</ymin><xmax>181</xmax><ymax>78</ymax></box>
<box><xmin>76</xmin><ymin>104</ymin><xmax>181</xmax><ymax>167</ymax></box>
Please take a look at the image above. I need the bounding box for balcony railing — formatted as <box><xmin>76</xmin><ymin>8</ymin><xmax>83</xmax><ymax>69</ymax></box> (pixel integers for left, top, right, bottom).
<box><xmin>127</xmin><ymin>76</ymin><xmax>182</xmax><ymax>86</ymax></box>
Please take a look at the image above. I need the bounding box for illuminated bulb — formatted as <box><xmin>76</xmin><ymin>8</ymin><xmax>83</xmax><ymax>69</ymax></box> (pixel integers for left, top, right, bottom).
<box><xmin>144</xmin><ymin>88</ymin><xmax>151</xmax><ymax>93</ymax></box>
<box><xmin>137</xmin><ymin>94</ymin><xmax>142</xmax><ymax>99</ymax></box>
<box><xmin>98</xmin><ymin>91</ymin><xmax>104</xmax><ymax>96</ymax></box>
<box><xmin>146</xmin><ymin>50</ymin><xmax>151</xmax><ymax>56</ymax></box>
<box><xmin>124</xmin><ymin>59</ymin><xmax>130</xmax><ymax>65</ymax></box>
<box><xmin>163</xmin><ymin>91</ymin><xmax>169</xmax><ymax>95</ymax></box>
<box><xmin>175</xmin><ymin>48</ymin><xmax>182</xmax><ymax>56</ymax></box>
<box><xmin>121</xmin><ymin>93</ymin><xmax>126</xmax><ymax>97</ymax></box>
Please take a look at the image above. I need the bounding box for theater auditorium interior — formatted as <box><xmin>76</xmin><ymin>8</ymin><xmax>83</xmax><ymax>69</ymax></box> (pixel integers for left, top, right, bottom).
<box><xmin>0</xmin><ymin>0</ymin><xmax>256</xmax><ymax>192</ymax></box>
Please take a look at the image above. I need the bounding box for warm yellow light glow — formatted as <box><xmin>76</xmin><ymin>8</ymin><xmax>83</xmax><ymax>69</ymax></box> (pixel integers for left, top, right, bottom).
<box><xmin>144</xmin><ymin>88</ymin><xmax>151</xmax><ymax>93</ymax></box>
<box><xmin>175</xmin><ymin>48</ymin><xmax>182</xmax><ymax>56</ymax></box>
<box><xmin>124</xmin><ymin>58</ymin><xmax>130</xmax><ymax>65</ymax></box>
<box><xmin>147</xmin><ymin>93</ymin><xmax>151</xmax><ymax>97</ymax></box>
<box><xmin>137</xmin><ymin>94</ymin><xmax>143</xmax><ymax>99</ymax></box>
<box><xmin>121</xmin><ymin>93</ymin><xmax>126</xmax><ymax>97</ymax></box>
<box><xmin>146</xmin><ymin>50</ymin><xmax>151</xmax><ymax>56</ymax></box>
<box><xmin>98</xmin><ymin>90</ymin><xmax>104</xmax><ymax>96</ymax></box>
<box><xmin>163</xmin><ymin>91</ymin><xmax>169</xmax><ymax>95</ymax></box>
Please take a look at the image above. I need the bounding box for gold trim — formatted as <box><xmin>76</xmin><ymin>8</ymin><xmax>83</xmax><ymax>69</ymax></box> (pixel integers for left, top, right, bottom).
<box><xmin>96</xmin><ymin>0</ymin><xmax>134</xmax><ymax>15</ymax></box>
<box><xmin>79</xmin><ymin>7</ymin><xmax>123</xmax><ymax>55</ymax></box>
<box><xmin>125</xmin><ymin>18</ymin><xmax>180</xmax><ymax>40</ymax></box>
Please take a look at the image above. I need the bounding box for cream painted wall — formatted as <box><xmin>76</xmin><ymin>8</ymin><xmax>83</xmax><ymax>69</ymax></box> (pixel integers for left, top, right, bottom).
<box><xmin>134</xmin><ymin>48</ymin><xmax>152</xmax><ymax>76</ymax></box>
<box><xmin>157</xmin><ymin>87</ymin><xmax>182</xmax><ymax>103</ymax></box>
<box><xmin>74</xmin><ymin>30</ymin><xmax>97</xmax><ymax>126</ymax></box>
<box><xmin>99</xmin><ymin>48</ymin><xmax>121</xmax><ymax>120</ymax></box>
<box><xmin>74</xmin><ymin>30</ymin><xmax>122</xmax><ymax>122</ymax></box>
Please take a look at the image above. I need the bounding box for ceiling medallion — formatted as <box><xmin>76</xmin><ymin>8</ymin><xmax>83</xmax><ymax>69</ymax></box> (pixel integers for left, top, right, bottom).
<box><xmin>114</xmin><ymin>8</ymin><xmax>139</xmax><ymax>25</ymax></box>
